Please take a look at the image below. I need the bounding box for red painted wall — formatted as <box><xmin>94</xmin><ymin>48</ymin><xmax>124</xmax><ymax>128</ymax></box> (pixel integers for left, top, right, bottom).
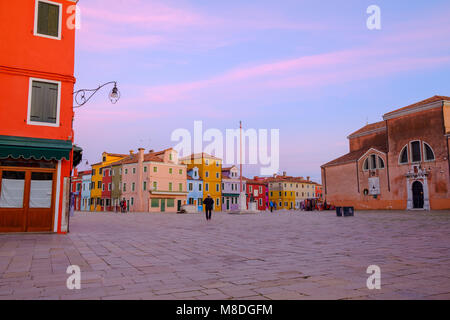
<box><xmin>0</xmin><ymin>0</ymin><xmax>76</xmax><ymax>140</ymax></box>
<box><xmin>0</xmin><ymin>0</ymin><xmax>77</xmax><ymax>233</ymax></box>
<box><xmin>246</xmin><ymin>182</ymin><xmax>267</xmax><ymax>210</ymax></box>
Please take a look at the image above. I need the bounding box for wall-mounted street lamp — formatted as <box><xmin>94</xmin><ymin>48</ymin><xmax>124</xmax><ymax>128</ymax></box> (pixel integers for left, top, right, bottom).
<box><xmin>73</xmin><ymin>81</ymin><xmax>121</xmax><ymax>108</ymax></box>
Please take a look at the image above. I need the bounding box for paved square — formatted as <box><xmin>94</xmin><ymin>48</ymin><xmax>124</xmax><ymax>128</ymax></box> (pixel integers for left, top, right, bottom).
<box><xmin>1</xmin><ymin>210</ymin><xmax>450</xmax><ymax>300</ymax></box>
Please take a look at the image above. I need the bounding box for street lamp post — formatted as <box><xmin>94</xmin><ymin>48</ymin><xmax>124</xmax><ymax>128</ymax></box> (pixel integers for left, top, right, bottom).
<box><xmin>68</xmin><ymin>81</ymin><xmax>121</xmax><ymax>232</ymax></box>
<box><xmin>73</xmin><ymin>81</ymin><xmax>121</xmax><ymax>108</ymax></box>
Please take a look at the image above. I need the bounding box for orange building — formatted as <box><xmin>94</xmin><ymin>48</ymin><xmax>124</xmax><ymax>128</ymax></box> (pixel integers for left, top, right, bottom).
<box><xmin>322</xmin><ymin>96</ymin><xmax>450</xmax><ymax>210</ymax></box>
<box><xmin>0</xmin><ymin>0</ymin><xmax>78</xmax><ymax>232</ymax></box>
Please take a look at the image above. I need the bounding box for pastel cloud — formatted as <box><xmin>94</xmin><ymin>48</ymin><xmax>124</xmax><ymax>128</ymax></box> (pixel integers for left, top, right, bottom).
<box><xmin>76</xmin><ymin>0</ymin><xmax>325</xmax><ymax>52</ymax></box>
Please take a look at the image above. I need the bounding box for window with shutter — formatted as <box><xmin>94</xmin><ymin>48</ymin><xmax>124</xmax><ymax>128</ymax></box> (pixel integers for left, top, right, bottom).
<box><xmin>29</xmin><ymin>79</ymin><xmax>59</xmax><ymax>125</ymax></box>
<box><xmin>36</xmin><ymin>1</ymin><xmax>60</xmax><ymax>38</ymax></box>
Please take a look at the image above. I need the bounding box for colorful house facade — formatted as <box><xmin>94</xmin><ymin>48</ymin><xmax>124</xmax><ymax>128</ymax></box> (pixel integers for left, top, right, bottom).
<box><xmin>71</xmin><ymin>169</ymin><xmax>82</xmax><ymax>211</ymax></box>
<box><xmin>266</xmin><ymin>173</ymin><xmax>319</xmax><ymax>210</ymax></box>
<box><xmin>121</xmin><ymin>148</ymin><xmax>188</xmax><ymax>213</ymax></box>
<box><xmin>90</xmin><ymin>152</ymin><xmax>127</xmax><ymax>211</ymax></box>
<box><xmin>80</xmin><ymin>170</ymin><xmax>91</xmax><ymax>211</ymax></box>
<box><xmin>187</xmin><ymin>166</ymin><xmax>203</xmax><ymax>212</ymax></box>
<box><xmin>0</xmin><ymin>0</ymin><xmax>79</xmax><ymax>233</ymax></box>
<box><xmin>221</xmin><ymin>166</ymin><xmax>245</xmax><ymax>211</ymax></box>
<box><xmin>246</xmin><ymin>178</ymin><xmax>267</xmax><ymax>211</ymax></box>
<box><xmin>181</xmin><ymin>153</ymin><xmax>222</xmax><ymax>211</ymax></box>
<box><xmin>101</xmin><ymin>166</ymin><xmax>113</xmax><ymax>211</ymax></box>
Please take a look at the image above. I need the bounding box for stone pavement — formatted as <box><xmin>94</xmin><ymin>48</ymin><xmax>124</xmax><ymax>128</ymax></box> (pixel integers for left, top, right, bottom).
<box><xmin>0</xmin><ymin>210</ymin><xmax>449</xmax><ymax>300</ymax></box>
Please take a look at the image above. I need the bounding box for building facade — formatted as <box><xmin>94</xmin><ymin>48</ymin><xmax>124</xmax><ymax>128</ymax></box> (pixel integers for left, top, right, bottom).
<box><xmin>246</xmin><ymin>178</ymin><xmax>267</xmax><ymax>211</ymax></box>
<box><xmin>181</xmin><ymin>153</ymin><xmax>222</xmax><ymax>211</ymax></box>
<box><xmin>122</xmin><ymin>148</ymin><xmax>188</xmax><ymax>213</ymax></box>
<box><xmin>322</xmin><ymin>96</ymin><xmax>450</xmax><ymax>210</ymax></box>
<box><xmin>221</xmin><ymin>166</ymin><xmax>246</xmax><ymax>211</ymax></box>
<box><xmin>0</xmin><ymin>0</ymin><xmax>78</xmax><ymax>233</ymax></box>
<box><xmin>90</xmin><ymin>152</ymin><xmax>127</xmax><ymax>211</ymax></box>
<box><xmin>187</xmin><ymin>166</ymin><xmax>203</xmax><ymax>212</ymax></box>
<box><xmin>110</xmin><ymin>162</ymin><xmax>124</xmax><ymax>211</ymax></box>
<box><xmin>71</xmin><ymin>169</ymin><xmax>82</xmax><ymax>211</ymax></box>
<box><xmin>80</xmin><ymin>170</ymin><xmax>91</xmax><ymax>211</ymax></box>
<box><xmin>101</xmin><ymin>166</ymin><xmax>113</xmax><ymax>211</ymax></box>
<box><xmin>266</xmin><ymin>173</ymin><xmax>318</xmax><ymax>210</ymax></box>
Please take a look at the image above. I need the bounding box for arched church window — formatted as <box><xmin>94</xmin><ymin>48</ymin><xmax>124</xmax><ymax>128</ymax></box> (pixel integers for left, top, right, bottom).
<box><xmin>423</xmin><ymin>143</ymin><xmax>435</xmax><ymax>161</ymax></box>
<box><xmin>399</xmin><ymin>145</ymin><xmax>408</xmax><ymax>164</ymax></box>
<box><xmin>411</xmin><ymin>141</ymin><xmax>421</xmax><ymax>162</ymax></box>
<box><xmin>378</xmin><ymin>157</ymin><xmax>385</xmax><ymax>168</ymax></box>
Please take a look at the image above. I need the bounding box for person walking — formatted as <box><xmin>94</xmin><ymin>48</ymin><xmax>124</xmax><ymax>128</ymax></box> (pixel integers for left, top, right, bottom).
<box><xmin>269</xmin><ymin>200</ymin><xmax>274</xmax><ymax>212</ymax></box>
<box><xmin>203</xmin><ymin>194</ymin><xmax>214</xmax><ymax>221</ymax></box>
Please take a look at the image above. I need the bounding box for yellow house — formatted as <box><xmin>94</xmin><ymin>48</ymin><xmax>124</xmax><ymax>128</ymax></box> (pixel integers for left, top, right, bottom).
<box><xmin>267</xmin><ymin>174</ymin><xmax>319</xmax><ymax>210</ymax></box>
<box><xmin>180</xmin><ymin>153</ymin><xmax>222</xmax><ymax>211</ymax></box>
<box><xmin>90</xmin><ymin>152</ymin><xmax>128</xmax><ymax>211</ymax></box>
<box><xmin>268</xmin><ymin>180</ymin><xmax>295</xmax><ymax>210</ymax></box>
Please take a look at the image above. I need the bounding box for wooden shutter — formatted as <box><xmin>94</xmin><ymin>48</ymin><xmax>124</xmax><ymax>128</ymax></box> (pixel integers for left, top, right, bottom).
<box><xmin>46</xmin><ymin>83</ymin><xmax>58</xmax><ymax>123</ymax></box>
<box><xmin>30</xmin><ymin>82</ymin><xmax>44</xmax><ymax>122</ymax></box>
<box><xmin>30</xmin><ymin>81</ymin><xmax>58</xmax><ymax>124</ymax></box>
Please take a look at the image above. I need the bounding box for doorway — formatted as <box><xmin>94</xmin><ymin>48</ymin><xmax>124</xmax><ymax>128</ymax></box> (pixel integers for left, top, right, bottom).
<box><xmin>0</xmin><ymin>167</ymin><xmax>56</xmax><ymax>232</ymax></box>
<box><xmin>412</xmin><ymin>181</ymin><xmax>424</xmax><ymax>209</ymax></box>
<box><xmin>161</xmin><ymin>199</ymin><xmax>165</xmax><ymax>212</ymax></box>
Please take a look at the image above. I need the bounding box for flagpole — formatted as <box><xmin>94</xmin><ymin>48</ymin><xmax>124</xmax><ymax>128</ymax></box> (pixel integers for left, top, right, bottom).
<box><xmin>240</xmin><ymin>120</ymin><xmax>243</xmax><ymax>194</ymax></box>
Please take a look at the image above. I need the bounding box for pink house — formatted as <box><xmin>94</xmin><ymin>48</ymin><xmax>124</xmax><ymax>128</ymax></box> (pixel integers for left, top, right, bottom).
<box><xmin>121</xmin><ymin>148</ymin><xmax>188</xmax><ymax>212</ymax></box>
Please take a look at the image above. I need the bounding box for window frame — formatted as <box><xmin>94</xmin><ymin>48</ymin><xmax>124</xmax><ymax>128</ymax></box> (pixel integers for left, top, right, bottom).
<box><xmin>27</xmin><ymin>77</ymin><xmax>61</xmax><ymax>127</ymax></box>
<box><xmin>423</xmin><ymin>142</ymin><xmax>435</xmax><ymax>162</ymax></box>
<box><xmin>398</xmin><ymin>144</ymin><xmax>409</xmax><ymax>165</ymax></box>
<box><xmin>34</xmin><ymin>0</ymin><xmax>63</xmax><ymax>40</ymax></box>
<box><xmin>410</xmin><ymin>140</ymin><xmax>422</xmax><ymax>164</ymax></box>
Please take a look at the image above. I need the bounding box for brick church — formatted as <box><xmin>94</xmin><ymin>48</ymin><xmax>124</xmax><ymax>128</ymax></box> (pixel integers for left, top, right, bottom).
<box><xmin>321</xmin><ymin>96</ymin><xmax>450</xmax><ymax>210</ymax></box>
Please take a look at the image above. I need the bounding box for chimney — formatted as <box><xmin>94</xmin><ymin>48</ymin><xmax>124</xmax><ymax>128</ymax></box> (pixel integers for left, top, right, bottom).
<box><xmin>307</xmin><ymin>176</ymin><xmax>310</xmax><ymax>181</ymax></box>
<box><xmin>129</xmin><ymin>150</ymin><xmax>134</xmax><ymax>155</ymax></box>
<box><xmin>138</xmin><ymin>148</ymin><xmax>145</xmax><ymax>163</ymax></box>
<box><xmin>74</xmin><ymin>168</ymin><xmax>78</xmax><ymax>177</ymax></box>
<box><xmin>149</xmin><ymin>149</ymin><xmax>154</xmax><ymax>153</ymax></box>
<box><xmin>283</xmin><ymin>171</ymin><xmax>286</xmax><ymax>177</ymax></box>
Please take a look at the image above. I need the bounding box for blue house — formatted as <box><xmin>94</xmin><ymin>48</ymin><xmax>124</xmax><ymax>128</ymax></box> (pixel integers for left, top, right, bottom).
<box><xmin>187</xmin><ymin>167</ymin><xmax>203</xmax><ymax>212</ymax></box>
<box><xmin>81</xmin><ymin>171</ymin><xmax>92</xmax><ymax>211</ymax></box>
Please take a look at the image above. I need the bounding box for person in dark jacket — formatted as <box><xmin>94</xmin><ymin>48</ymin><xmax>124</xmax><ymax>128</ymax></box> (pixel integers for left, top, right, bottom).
<box><xmin>203</xmin><ymin>194</ymin><xmax>214</xmax><ymax>221</ymax></box>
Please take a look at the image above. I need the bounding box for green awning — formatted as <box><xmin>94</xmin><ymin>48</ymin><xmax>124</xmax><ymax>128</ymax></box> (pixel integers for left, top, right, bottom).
<box><xmin>0</xmin><ymin>135</ymin><xmax>73</xmax><ymax>161</ymax></box>
<box><xmin>222</xmin><ymin>193</ymin><xmax>240</xmax><ymax>197</ymax></box>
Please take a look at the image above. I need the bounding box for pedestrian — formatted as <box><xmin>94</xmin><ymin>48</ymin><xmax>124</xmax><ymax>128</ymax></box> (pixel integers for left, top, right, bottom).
<box><xmin>203</xmin><ymin>194</ymin><xmax>214</xmax><ymax>221</ymax></box>
<box><xmin>270</xmin><ymin>200</ymin><xmax>274</xmax><ymax>212</ymax></box>
<box><xmin>123</xmin><ymin>200</ymin><xmax>127</xmax><ymax>213</ymax></box>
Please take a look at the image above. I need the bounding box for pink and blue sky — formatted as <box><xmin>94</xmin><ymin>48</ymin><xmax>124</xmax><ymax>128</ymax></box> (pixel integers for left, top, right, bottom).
<box><xmin>73</xmin><ymin>0</ymin><xmax>450</xmax><ymax>182</ymax></box>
